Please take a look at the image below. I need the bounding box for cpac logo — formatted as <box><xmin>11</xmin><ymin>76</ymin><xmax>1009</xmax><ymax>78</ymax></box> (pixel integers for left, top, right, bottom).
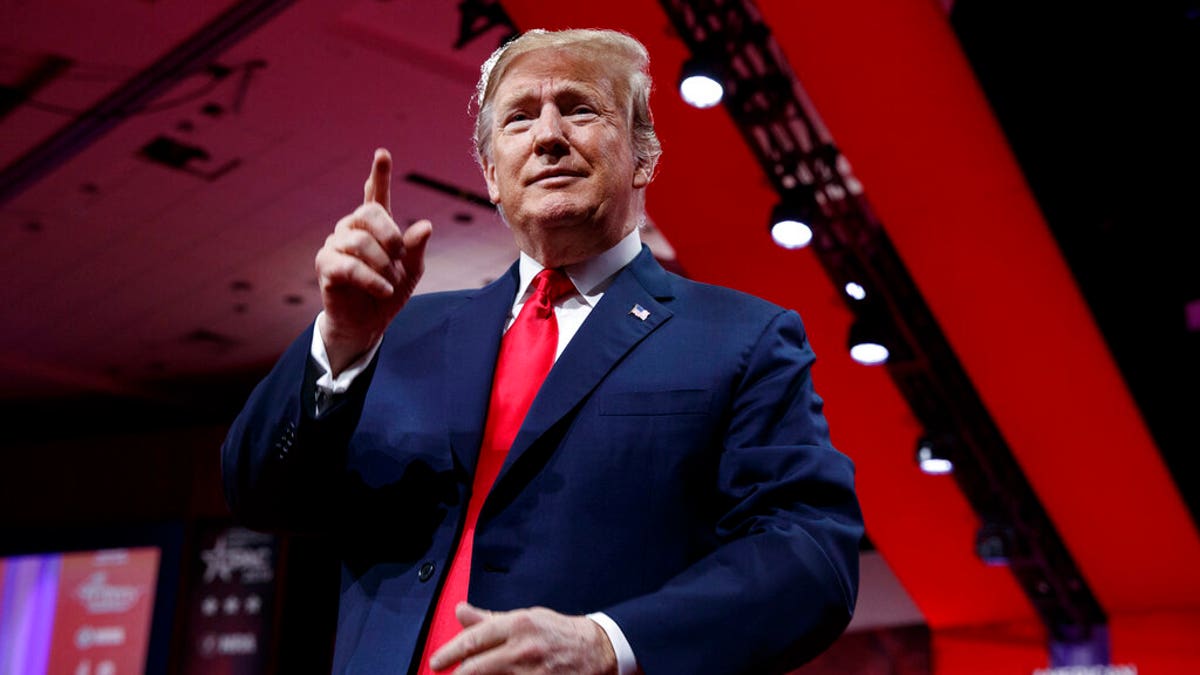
<box><xmin>74</xmin><ymin>573</ymin><xmax>142</xmax><ymax>614</ymax></box>
<box><xmin>201</xmin><ymin>534</ymin><xmax>273</xmax><ymax>584</ymax></box>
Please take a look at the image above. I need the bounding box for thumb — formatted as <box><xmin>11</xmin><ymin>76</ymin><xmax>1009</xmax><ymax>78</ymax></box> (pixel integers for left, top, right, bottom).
<box><xmin>400</xmin><ymin>218</ymin><xmax>432</xmax><ymax>271</ymax></box>
<box><xmin>404</xmin><ymin>218</ymin><xmax>433</xmax><ymax>255</ymax></box>
<box><xmin>455</xmin><ymin>602</ymin><xmax>494</xmax><ymax>628</ymax></box>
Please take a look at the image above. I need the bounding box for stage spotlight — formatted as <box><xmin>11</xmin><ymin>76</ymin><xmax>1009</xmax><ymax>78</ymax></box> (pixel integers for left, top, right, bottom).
<box><xmin>915</xmin><ymin>437</ymin><xmax>953</xmax><ymax>475</ymax></box>
<box><xmin>770</xmin><ymin>208</ymin><xmax>812</xmax><ymax>249</ymax></box>
<box><xmin>847</xmin><ymin>318</ymin><xmax>889</xmax><ymax>365</ymax></box>
<box><xmin>844</xmin><ymin>281</ymin><xmax>867</xmax><ymax>301</ymax></box>
<box><xmin>679</xmin><ymin>57</ymin><xmax>724</xmax><ymax>109</ymax></box>
<box><xmin>975</xmin><ymin>522</ymin><xmax>1015</xmax><ymax>566</ymax></box>
<box><xmin>769</xmin><ymin>194</ymin><xmax>817</xmax><ymax>250</ymax></box>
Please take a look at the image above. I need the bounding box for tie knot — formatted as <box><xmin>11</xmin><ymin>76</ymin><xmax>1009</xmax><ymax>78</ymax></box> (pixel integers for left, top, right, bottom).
<box><xmin>531</xmin><ymin>268</ymin><xmax>574</xmax><ymax>304</ymax></box>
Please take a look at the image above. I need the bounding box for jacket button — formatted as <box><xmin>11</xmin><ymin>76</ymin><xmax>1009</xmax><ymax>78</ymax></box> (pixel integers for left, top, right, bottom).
<box><xmin>418</xmin><ymin>561</ymin><xmax>436</xmax><ymax>582</ymax></box>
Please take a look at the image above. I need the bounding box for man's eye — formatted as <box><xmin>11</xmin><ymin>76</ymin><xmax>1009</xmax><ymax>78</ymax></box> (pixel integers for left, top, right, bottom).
<box><xmin>571</xmin><ymin>106</ymin><xmax>595</xmax><ymax>116</ymax></box>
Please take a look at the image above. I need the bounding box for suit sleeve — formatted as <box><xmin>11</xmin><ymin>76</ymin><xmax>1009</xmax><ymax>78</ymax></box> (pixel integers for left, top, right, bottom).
<box><xmin>603</xmin><ymin>309</ymin><xmax>864</xmax><ymax>675</ymax></box>
<box><xmin>221</xmin><ymin>323</ymin><xmax>377</xmax><ymax>534</ymax></box>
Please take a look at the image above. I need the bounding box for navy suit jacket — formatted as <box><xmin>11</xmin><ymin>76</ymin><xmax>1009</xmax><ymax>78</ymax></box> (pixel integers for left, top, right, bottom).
<box><xmin>222</xmin><ymin>246</ymin><xmax>864</xmax><ymax>674</ymax></box>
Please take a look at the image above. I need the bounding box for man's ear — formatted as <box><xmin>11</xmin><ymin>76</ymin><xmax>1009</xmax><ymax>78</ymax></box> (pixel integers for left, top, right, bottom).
<box><xmin>633</xmin><ymin>159</ymin><xmax>654</xmax><ymax>189</ymax></box>
<box><xmin>482</xmin><ymin>154</ymin><xmax>502</xmax><ymax>203</ymax></box>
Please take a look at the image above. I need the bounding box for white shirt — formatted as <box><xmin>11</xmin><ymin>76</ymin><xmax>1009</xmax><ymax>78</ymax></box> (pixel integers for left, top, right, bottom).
<box><xmin>309</xmin><ymin>228</ymin><xmax>643</xmax><ymax>674</ymax></box>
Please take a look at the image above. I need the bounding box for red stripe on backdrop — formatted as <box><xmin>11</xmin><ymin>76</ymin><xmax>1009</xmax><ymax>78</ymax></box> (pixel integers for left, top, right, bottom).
<box><xmin>931</xmin><ymin>620</ymin><xmax>1047</xmax><ymax>674</ymax></box>
<box><xmin>1109</xmin><ymin>610</ymin><xmax>1200</xmax><ymax>670</ymax></box>
<box><xmin>756</xmin><ymin>0</ymin><xmax>1200</xmax><ymax>614</ymax></box>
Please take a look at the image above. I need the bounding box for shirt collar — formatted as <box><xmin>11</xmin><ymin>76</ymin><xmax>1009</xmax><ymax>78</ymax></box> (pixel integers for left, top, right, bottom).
<box><xmin>516</xmin><ymin>228</ymin><xmax>642</xmax><ymax>307</ymax></box>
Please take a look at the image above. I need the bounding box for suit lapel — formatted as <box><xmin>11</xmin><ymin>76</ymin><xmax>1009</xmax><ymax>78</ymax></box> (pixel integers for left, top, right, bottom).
<box><xmin>493</xmin><ymin>247</ymin><xmax>676</xmax><ymax>488</ymax></box>
<box><xmin>444</xmin><ymin>263</ymin><xmax>519</xmax><ymax>477</ymax></box>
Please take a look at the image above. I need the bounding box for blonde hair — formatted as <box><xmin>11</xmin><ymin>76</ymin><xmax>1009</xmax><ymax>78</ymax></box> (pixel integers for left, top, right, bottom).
<box><xmin>472</xmin><ymin>28</ymin><xmax>662</xmax><ymax>179</ymax></box>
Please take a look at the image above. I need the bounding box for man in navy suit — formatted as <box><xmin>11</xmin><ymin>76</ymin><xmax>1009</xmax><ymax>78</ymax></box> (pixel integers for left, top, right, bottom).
<box><xmin>222</xmin><ymin>28</ymin><xmax>863</xmax><ymax>675</ymax></box>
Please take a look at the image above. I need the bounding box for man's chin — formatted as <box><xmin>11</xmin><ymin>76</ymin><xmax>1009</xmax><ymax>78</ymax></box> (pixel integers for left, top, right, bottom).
<box><xmin>523</xmin><ymin>202</ymin><xmax>596</xmax><ymax>229</ymax></box>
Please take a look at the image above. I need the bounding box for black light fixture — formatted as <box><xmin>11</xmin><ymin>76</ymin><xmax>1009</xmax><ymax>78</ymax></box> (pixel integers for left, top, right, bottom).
<box><xmin>915</xmin><ymin>436</ymin><xmax>953</xmax><ymax>475</ymax></box>
<box><xmin>847</xmin><ymin>317</ymin><xmax>889</xmax><ymax>365</ymax></box>
<box><xmin>769</xmin><ymin>186</ymin><xmax>819</xmax><ymax>250</ymax></box>
<box><xmin>678</xmin><ymin>56</ymin><xmax>724</xmax><ymax>109</ymax></box>
<box><xmin>975</xmin><ymin>521</ymin><xmax>1015</xmax><ymax>567</ymax></box>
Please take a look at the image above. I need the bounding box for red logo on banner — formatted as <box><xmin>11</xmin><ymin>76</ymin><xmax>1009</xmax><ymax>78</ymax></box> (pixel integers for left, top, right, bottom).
<box><xmin>45</xmin><ymin>548</ymin><xmax>160</xmax><ymax>675</ymax></box>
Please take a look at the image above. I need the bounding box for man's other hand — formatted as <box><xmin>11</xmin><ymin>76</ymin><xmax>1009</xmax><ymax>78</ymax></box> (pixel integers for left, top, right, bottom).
<box><xmin>315</xmin><ymin>147</ymin><xmax>432</xmax><ymax>374</ymax></box>
<box><xmin>429</xmin><ymin>602</ymin><xmax>618</xmax><ymax>675</ymax></box>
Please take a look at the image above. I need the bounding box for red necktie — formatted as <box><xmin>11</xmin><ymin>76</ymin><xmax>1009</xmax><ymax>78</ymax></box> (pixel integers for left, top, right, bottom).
<box><xmin>417</xmin><ymin>268</ymin><xmax>575</xmax><ymax>674</ymax></box>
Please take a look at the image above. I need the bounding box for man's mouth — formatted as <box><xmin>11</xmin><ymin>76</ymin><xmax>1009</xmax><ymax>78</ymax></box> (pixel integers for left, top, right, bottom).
<box><xmin>528</xmin><ymin>169</ymin><xmax>584</xmax><ymax>185</ymax></box>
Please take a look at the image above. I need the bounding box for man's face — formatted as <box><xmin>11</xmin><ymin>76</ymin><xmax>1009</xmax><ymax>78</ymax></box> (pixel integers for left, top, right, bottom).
<box><xmin>482</xmin><ymin>47</ymin><xmax>651</xmax><ymax>265</ymax></box>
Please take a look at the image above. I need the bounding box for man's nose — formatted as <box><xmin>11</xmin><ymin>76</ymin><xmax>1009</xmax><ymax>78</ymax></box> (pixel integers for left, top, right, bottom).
<box><xmin>531</xmin><ymin>105</ymin><xmax>568</xmax><ymax>155</ymax></box>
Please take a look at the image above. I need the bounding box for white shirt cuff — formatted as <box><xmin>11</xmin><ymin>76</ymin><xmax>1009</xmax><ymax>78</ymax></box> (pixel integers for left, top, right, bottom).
<box><xmin>586</xmin><ymin>612</ymin><xmax>639</xmax><ymax>675</ymax></box>
<box><xmin>310</xmin><ymin>312</ymin><xmax>383</xmax><ymax>412</ymax></box>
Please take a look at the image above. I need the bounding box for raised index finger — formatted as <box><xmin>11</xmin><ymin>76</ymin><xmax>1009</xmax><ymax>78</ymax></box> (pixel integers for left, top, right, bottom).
<box><xmin>363</xmin><ymin>147</ymin><xmax>392</xmax><ymax>213</ymax></box>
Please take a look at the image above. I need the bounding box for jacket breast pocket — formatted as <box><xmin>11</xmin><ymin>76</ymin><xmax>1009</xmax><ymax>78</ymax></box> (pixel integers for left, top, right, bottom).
<box><xmin>598</xmin><ymin>389</ymin><xmax>712</xmax><ymax>416</ymax></box>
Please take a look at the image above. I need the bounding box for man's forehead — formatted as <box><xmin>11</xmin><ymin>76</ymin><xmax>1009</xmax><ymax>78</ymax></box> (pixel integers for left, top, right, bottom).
<box><xmin>493</xmin><ymin>49</ymin><xmax>616</xmax><ymax>102</ymax></box>
<box><xmin>495</xmin><ymin>77</ymin><xmax>607</xmax><ymax>104</ymax></box>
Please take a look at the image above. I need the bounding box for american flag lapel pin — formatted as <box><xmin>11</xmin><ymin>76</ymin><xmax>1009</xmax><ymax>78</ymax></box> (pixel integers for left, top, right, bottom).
<box><xmin>629</xmin><ymin>304</ymin><xmax>650</xmax><ymax>321</ymax></box>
